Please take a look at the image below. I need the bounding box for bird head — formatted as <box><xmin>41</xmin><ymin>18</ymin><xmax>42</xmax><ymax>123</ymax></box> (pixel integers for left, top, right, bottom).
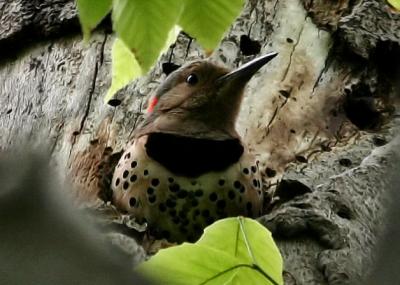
<box><xmin>137</xmin><ymin>52</ymin><xmax>278</xmax><ymax>141</ymax></box>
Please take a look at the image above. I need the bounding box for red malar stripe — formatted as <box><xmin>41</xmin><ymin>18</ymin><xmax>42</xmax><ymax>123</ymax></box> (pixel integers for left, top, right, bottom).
<box><xmin>147</xmin><ymin>97</ymin><xmax>158</xmax><ymax>113</ymax></box>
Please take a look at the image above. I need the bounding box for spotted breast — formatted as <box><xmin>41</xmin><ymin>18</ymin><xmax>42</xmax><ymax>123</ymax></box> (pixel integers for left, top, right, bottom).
<box><xmin>112</xmin><ymin>136</ymin><xmax>263</xmax><ymax>242</ymax></box>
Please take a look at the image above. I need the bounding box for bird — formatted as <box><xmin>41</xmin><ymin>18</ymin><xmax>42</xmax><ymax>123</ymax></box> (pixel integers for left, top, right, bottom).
<box><xmin>111</xmin><ymin>52</ymin><xmax>278</xmax><ymax>243</ymax></box>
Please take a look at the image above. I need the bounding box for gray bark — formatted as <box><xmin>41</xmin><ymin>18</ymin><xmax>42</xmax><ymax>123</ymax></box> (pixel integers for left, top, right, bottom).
<box><xmin>0</xmin><ymin>0</ymin><xmax>399</xmax><ymax>284</ymax></box>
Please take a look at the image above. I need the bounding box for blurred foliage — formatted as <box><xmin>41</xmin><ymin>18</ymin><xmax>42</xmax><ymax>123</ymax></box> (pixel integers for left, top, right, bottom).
<box><xmin>77</xmin><ymin>0</ymin><xmax>245</xmax><ymax>102</ymax></box>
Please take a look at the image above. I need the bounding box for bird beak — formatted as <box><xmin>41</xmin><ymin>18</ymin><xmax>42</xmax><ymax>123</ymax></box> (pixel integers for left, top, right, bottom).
<box><xmin>216</xmin><ymin>52</ymin><xmax>278</xmax><ymax>86</ymax></box>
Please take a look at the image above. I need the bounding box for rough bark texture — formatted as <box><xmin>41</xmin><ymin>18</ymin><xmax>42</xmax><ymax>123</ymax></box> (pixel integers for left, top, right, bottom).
<box><xmin>0</xmin><ymin>0</ymin><xmax>399</xmax><ymax>284</ymax></box>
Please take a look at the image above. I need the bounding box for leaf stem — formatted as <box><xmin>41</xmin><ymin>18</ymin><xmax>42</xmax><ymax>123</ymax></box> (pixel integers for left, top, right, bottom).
<box><xmin>200</xmin><ymin>263</ymin><xmax>279</xmax><ymax>285</ymax></box>
<box><xmin>252</xmin><ymin>264</ymin><xmax>280</xmax><ymax>285</ymax></box>
<box><xmin>238</xmin><ymin>217</ymin><xmax>257</xmax><ymax>264</ymax></box>
<box><xmin>200</xmin><ymin>218</ymin><xmax>281</xmax><ymax>285</ymax></box>
<box><xmin>238</xmin><ymin>217</ymin><xmax>280</xmax><ymax>285</ymax></box>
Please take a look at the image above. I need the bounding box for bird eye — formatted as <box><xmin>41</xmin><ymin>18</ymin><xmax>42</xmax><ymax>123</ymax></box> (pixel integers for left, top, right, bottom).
<box><xmin>186</xmin><ymin>74</ymin><xmax>198</xmax><ymax>85</ymax></box>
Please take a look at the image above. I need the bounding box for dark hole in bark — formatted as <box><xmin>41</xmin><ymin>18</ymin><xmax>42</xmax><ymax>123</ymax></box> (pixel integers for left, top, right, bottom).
<box><xmin>279</xmin><ymin>89</ymin><xmax>291</xmax><ymax>98</ymax></box>
<box><xmin>339</xmin><ymin>158</ymin><xmax>352</xmax><ymax>167</ymax></box>
<box><xmin>321</xmin><ymin>144</ymin><xmax>331</xmax><ymax>151</ymax></box>
<box><xmin>373</xmin><ymin>136</ymin><xmax>387</xmax><ymax>146</ymax></box>
<box><xmin>162</xmin><ymin>62</ymin><xmax>181</xmax><ymax>76</ymax></box>
<box><xmin>373</xmin><ymin>41</ymin><xmax>400</xmax><ymax>79</ymax></box>
<box><xmin>343</xmin><ymin>88</ymin><xmax>382</xmax><ymax>130</ymax></box>
<box><xmin>274</xmin><ymin>179</ymin><xmax>312</xmax><ymax>204</ymax></box>
<box><xmin>337</xmin><ymin>207</ymin><xmax>352</xmax><ymax>220</ymax></box>
<box><xmin>295</xmin><ymin>155</ymin><xmax>308</xmax><ymax>163</ymax></box>
<box><xmin>343</xmin><ymin>42</ymin><xmax>400</xmax><ymax>130</ymax></box>
<box><xmin>89</xmin><ymin>139</ymin><xmax>99</xmax><ymax>145</ymax></box>
<box><xmin>104</xmin><ymin>146</ymin><xmax>113</xmax><ymax>153</ymax></box>
<box><xmin>108</xmin><ymin>99</ymin><xmax>122</xmax><ymax>107</ymax></box>
<box><xmin>239</xmin><ymin>35</ymin><xmax>261</xmax><ymax>56</ymax></box>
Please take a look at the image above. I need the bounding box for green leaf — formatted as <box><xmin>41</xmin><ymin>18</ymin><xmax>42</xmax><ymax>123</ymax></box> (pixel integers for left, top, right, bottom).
<box><xmin>77</xmin><ymin>0</ymin><xmax>112</xmax><ymax>40</ymax></box>
<box><xmin>136</xmin><ymin>217</ymin><xmax>283</xmax><ymax>285</ymax></box>
<box><xmin>112</xmin><ymin>0</ymin><xmax>184</xmax><ymax>72</ymax></box>
<box><xmin>105</xmin><ymin>38</ymin><xmax>142</xmax><ymax>102</ymax></box>
<box><xmin>104</xmin><ymin>26</ymin><xmax>180</xmax><ymax>101</ymax></box>
<box><xmin>388</xmin><ymin>0</ymin><xmax>400</xmax><ymax>10</ymax></box>
<box><xmin>178</xmin><ymin>0</ymin><xmax>245</xmax><ymax>51</ymax></box>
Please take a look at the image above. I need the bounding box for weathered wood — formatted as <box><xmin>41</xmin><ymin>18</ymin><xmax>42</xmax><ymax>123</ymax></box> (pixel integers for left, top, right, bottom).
<box><xmin>260</xmin><ymin>120</ymin><xmax>400</xmax><ymax>284</ymax></box>
<box><xmin>0</xmin><ymin>0</ymin><xmax>79</xmax><ymax>59</ymax></box>
<box><xmin>0</xmin><ymin>0</ymin><xmax>399</xmax><ymax>284</ymax></box>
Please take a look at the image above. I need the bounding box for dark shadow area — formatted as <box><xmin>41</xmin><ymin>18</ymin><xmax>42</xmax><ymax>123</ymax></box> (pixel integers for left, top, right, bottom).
<box><xmin>273</xmin><ymin>179</ymin><xmax>312</xmax><ymax>206</ymax></box>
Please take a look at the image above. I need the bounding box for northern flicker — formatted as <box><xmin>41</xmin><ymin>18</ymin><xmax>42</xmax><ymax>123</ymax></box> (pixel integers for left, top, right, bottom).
<box><xmin>111</xmin><ymin>53</ymin><xmax>278</xmax><ymax>242</ymax></box>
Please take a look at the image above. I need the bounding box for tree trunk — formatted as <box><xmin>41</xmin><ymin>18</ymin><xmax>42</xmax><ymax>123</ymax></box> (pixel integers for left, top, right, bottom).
<box><xmin>1</xmin><ymin>0</ymin><xmax>399</xmax><ymax>284</ymax></box>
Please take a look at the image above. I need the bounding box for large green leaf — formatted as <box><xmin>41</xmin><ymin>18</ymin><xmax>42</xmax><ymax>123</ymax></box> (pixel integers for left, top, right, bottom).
<box><xmin>76</xmin><ymin>0</ymin><xmax>112</xmax><ymax>40</ymax></box>
<box><xmin>178</xmin><ymin>0</ymin><xmax>245</xmax><ymax>51</ymax></box>
<box><xmin>136</xmin><ymin>217</ymin><xmax>283</xmax><ymax>285</ymax></box>
<box><xmin>388</xmin><ymin>0</ymin><xmax>400</xmax><ymax>10</ymax></box>
<box><xmin>105</xmin><ymin>38</ymin><xmax>142</xmax><ymax>102</ymax></box>
<box><xmin>105</xmin><ymin>25</ymin><xmax>181</xmax><ymax>101</ymax></box>
<box><xmin>112</xmin><ymin>0</ymin><xmax>184</xmax><ymax>72</ymax></box>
